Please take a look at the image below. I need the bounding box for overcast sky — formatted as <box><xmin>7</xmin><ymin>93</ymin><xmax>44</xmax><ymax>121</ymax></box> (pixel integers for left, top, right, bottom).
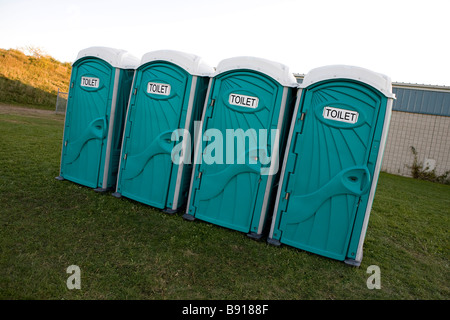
<box><xmin>1</xmin><ymin>0</ymin><xmax>449</xmax><ymax>86</ymax></box>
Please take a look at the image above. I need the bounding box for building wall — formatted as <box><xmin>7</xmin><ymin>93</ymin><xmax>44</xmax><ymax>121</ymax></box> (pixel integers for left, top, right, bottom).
<box><xmin>392</xmin><ymin>85</ymin><xmax>450</xmax><ymax>116</ymax></box>
<box><xmin>381</xmin><ymin>110</ymin><xmax>450</xmax><ymax>177</ymax></box>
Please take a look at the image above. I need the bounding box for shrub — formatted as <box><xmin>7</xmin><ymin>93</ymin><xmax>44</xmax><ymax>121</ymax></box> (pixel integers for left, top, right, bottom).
<box><xmin>407</xmin><ymin>146</ymin><xmax>450</xmax><ymax>184</ymax></box>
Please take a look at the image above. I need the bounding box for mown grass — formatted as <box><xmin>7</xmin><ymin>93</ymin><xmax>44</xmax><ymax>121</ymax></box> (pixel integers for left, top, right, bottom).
<box><xmin>0</xmin><ymin>106</ymin><xmax>448</xmax><ymax>300</ymax></box>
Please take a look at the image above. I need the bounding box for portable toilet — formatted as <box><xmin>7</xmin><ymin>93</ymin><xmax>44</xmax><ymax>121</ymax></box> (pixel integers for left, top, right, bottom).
<box><xmin>56</xmin><ymin>46</ymin><xmax>139</xmax><ymax>191</ymax></box>
<box><xmin>183</xmin><ymin>56</ymin><xmax>298</xmax><ymax>239</ymax></box>
<box><xmin>112</xmin><ymin>50</ymin><xmax>214</xmax><ymax>213</ymax></box>
<box><xmin>267</xmin><ymin>65</ymin><xmax>395</xmax><ymax>265</ymax></box>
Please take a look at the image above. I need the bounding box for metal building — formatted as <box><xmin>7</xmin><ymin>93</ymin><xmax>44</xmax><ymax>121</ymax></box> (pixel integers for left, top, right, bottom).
<box><xmin>384</xmin><ymin>83</ymin><xmax>450</xmax><ymax>177</ymax></box>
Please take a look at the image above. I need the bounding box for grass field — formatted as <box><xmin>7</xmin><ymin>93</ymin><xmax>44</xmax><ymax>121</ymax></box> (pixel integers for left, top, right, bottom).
<box><xmin>0</xmin><ymin>105</ymin><xmax>449</xmax><ymax>300</ymax></box>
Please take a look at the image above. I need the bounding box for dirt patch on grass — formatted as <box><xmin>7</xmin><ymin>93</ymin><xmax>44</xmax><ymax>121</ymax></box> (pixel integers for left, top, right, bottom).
<box><xmin>0</xmin><ymin>104</ymin><xmax>65</xmax><ymax>121</ymax></box>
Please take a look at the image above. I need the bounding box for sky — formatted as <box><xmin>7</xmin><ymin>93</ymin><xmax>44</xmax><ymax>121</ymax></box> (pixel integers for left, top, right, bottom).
<box><xmin>1</xmin><ymin>0</ymin><xmax>449</xmax><ymax>86</ymax></box>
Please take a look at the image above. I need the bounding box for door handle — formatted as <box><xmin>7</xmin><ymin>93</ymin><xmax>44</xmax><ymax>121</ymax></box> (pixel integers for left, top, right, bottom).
<box><xmin>121</xmin><ymin>130</ymin><xmax>175</xmax><ymax>180</ymax></box>
<box><xmin>64</xmin><ymin>117</ymin><xmax>107</xmax><ymax>164</ymax></box>
<box><xmin>280</xmin><ymin>166</ymin><xmax>372</xmax><ymax>226</ymax></box>
<box><xmin>341</xmin><ymin>166</ymin><xmax>371</xmax><ymax>196</ymax></box>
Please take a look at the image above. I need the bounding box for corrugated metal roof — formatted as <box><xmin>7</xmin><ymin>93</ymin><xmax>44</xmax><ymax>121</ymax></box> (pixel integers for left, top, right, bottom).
<box><xmin>392</xmin><ymin>85</ymin><xmax>450</xmax><ymax>117</ymax></box>
<box><xmin>294</xmin><ymin>74</ymin><xmax>450</xmax><ymax>117</ymax></box>
<box><xmin>294</xmin><ymin>73</ymin><xmax>304</xmax><ymax>84</ymax></box>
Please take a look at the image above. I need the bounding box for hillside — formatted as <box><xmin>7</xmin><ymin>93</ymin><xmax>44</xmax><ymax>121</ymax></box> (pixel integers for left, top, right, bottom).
<box><xmin>0</xmin><ymin>48</ymin><xmax>72</xmax><ymax>109</ymax></box>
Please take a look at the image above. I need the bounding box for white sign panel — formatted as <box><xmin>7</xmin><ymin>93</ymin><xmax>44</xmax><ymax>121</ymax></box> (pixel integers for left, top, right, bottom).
<box><xmin>229</xmin><ymin>93</ymin><xmax>259</xmax><ymax>109</ymax></box>
<box><xmin>323</xmin><ymin>106</ymin><xmax>359</xmax><ymax>124</ymax></box>
<box><xmin>147</xmin><ymin>82</ymin><xmax>171</xmax><ymax>96</ymax></box>
<box><xmin>80</xmin><ymin>76</ymin><xmax>99</xmax><ymax>88</ymax></box>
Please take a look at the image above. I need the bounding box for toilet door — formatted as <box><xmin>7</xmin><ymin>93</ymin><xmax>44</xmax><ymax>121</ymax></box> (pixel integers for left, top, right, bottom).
<box><xmin>276</xmin><ymin>80</ymin><xmax>385</xmax><ymax>260</ymax></box>
<box><xmin>61</xmin><ymin>58</ymin><xmax>113</xmax><ymax>188</ymax></box>
<box><xmin>188</xmin><ymin>70</ymin><xmax>284</xmax><ymax>233</ymax></box>
<box><xmin>117</xmin><ymin>62</ymin><xmax>190</xmax><ymax>208</ymax></box>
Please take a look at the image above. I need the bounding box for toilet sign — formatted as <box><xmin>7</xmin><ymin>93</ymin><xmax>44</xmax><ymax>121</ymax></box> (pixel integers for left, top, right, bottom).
<box><xmin>80</xmin><ymin>76</ymin><xmax>99</xmax><ymax>88</ymax></box>
<box><xmin>323</xmin><ymin>106</ymin><xmax>359</xmax><ymax>124</ymax></box>
<box><xmin>229</xmin><ymin>93</ymin><xmax>259</xmax><ymax>109</ymax></box>
<box><xmin>147</xmin><ymin>82</ymin><xmax>171</xmax><ymax>96</ymax></box>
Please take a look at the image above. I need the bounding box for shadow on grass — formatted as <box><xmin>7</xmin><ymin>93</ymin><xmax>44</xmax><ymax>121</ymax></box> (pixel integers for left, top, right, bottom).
<box><xmin>0</xmin><ymin>76</ymin><xmax>57</xmax><ymax>110</ymax></box>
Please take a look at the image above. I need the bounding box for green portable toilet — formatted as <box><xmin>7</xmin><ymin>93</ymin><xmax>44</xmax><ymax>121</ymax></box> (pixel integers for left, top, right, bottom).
<box><xmin>183</xmin><ymin>56</ymin><xmax>298</xmax><ymax>239</ymax></box>
<box><xmin>268</xmin><ymin>65</ymin><xmax>395</xmax><ymax>265</ymax></box>
<box><xmin>56</xmin><ymin>46</ymin><xmax>138</xmax><ymax>191</ymax></box>
<box><xmin>112</xmin><ymin>50</ymin><xmax>214</xmax><ymax>213</ymax></box>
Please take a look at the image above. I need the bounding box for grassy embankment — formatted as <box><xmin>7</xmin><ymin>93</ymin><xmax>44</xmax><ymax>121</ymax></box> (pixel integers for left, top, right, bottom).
<box><xmin>0</xmin><ymin>47</ymin><xmax>71</xmax><ymax>109</ymax></box>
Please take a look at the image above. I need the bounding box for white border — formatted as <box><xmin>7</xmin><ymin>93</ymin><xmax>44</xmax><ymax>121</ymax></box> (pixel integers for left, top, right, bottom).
<box><xmin>300</xmin><ymin>65</ymin><xmax>395</xmax><ymax>98</ymax></box>
<box><xmin>171</xmin><ymin>76</ymin><xmax>198</xmax><ymax>210</ymax></box>
<box><xmin>140</xmin><ymin>50</ymin><xmax>214</xmax><ymax>77</ymax></box>
<box><xmin>215</xmin><ymin>56</ymin><xmax>298</xmax><ymax>88</ymax></box>
<box><xmin>114</xmin><ymin>73</ymin><xmax>137</xmax><ymax>192</ymax></box>
<box><xmin>268</xmin><ymin>89</ymin><xmax>303</xmax><ymax>239</ymax></box>
<box><xmin>354</xmin><ymin>97</ymin><xmax>394</xmax><ymax>263</ymax></box>
<box><xmin>101</xmin><ymin>68</ymin><xmax>120</xmax><ymax>188</ymax></box>
<box><xmin>185</xmin><ymin>78</ymin><xmax>213</xmax><ymax>214</ymax></box>
<box><xmin>256</xmin><ymin>87</ymin><xmax>289</xmax><ymax>235</ymax></box>
<box><xmin>75</xmin><ymin>46</ymin><xmax>139</xmax><ymax>69</ymax></box>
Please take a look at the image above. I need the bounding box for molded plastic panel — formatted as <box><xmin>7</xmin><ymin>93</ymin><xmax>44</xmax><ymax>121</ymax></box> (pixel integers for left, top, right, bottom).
<box><xmin>60</xmin><ymin>58</ymin><xmax>114</xmax><ymax>188</ymax></box>
<box><xmin>187</xmin><ymin>70</ymin><xmax>290</xmax><ymax>234</ymax></box>
<box><xmin>116</xmin><ymin>62</ymin><xmax>192</xmax><ymax>209</ymax></box>
<box><xmin>271</xmin><ymin>80</ymin><xmax>388</xmax><ymax>261</ymax></box>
